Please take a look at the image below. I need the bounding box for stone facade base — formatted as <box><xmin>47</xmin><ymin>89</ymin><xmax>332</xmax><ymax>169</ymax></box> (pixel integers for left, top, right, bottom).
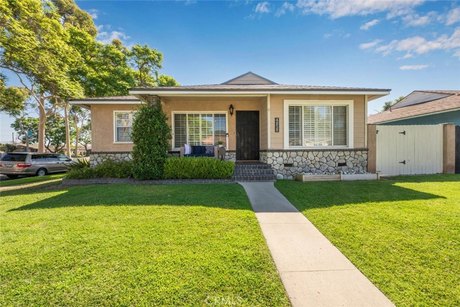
<box><xmin>260</xmin><ymin>149</ymin><xmax>368</xmax><ymax>180</ymax></box>
<box><xmin>90</xmin><ymin>152</ymin><xmax>132</xmax><ymax>166</ymax></box>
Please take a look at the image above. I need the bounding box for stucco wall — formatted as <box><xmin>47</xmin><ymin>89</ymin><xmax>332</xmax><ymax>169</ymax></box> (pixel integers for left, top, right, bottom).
<box><xmin>89</xmin><ymin>94</ymin><xmax>368</xmax><ymax>153</ymax></box>
<box><xmin>90</xmin><ymin>104</ymin><xmax>139</xmax><ymax>152</ymax></box>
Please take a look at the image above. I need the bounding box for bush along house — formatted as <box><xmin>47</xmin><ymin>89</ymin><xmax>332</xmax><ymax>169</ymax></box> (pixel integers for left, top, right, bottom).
<box><xmin>71</xmin><ymin>72</ymin><xmax>390</xmax><ymax>179</ymax></box>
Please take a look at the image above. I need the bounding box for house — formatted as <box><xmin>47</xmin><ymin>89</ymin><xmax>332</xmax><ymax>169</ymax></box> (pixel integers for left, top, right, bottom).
<box><xmin>71</xmin><ymin>72</ymin><xmax>390</xmax><ymax>179</ymax></box>
<box><xmin>368</xmin><ymin>90</ymin><xmax>460</xmax><ymax>125</ymax></box>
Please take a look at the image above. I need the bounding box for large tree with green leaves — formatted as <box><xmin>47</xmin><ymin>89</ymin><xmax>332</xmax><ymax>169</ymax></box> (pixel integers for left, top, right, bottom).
<box><xmin>0</xmin><ymin>74</ymin><xmax>29</xmax><ymax>117</ymax></box>
<box><xmin>0</xmin><ymin>0</ymin><xmax>85</xmax><ymax>152</ymax></box>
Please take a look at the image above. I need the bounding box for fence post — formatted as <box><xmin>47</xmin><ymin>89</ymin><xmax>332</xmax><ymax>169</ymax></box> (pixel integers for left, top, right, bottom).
<box><xmin>443</xmin><ymin>124</ymin><xmax>456</xmax><ymax>174</ymax></box>
<box><xmin>367</xmin><ymin>124</ymin><xmax>377</xmax><ymax>173</ymax></box>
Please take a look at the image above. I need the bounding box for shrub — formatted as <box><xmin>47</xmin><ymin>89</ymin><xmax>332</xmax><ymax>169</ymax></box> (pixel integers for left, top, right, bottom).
<box><xmin>69</xmin><ymin>158</ymin><xmax>90</xmax><ymax>170</ymax></box>
<box><xmin>131</xmin><ymin>101</ymin><xmax>171</xmax><ymax>180</ymax></box>
<box><xmin>164</xmin><ymin>158</ymin><xmax>234</xmax><ymax>179</ymax></box>
<box><xmin>66</xmin><ymin>160</ymin><xmax>133</xmax><ymax>179</ymax></box>
<box><xmin>66</xmin><ymin>167</ymin><xmax>96</xmax><ymax>179</ymax></box>
<box><xmin>94</xmin><ymin>160</ymin><xmax>133</xmax><ymax>178</ymax></box>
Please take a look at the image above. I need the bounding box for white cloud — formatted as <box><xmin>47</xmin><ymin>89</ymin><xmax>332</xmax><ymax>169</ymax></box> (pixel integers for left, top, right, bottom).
<box><xmin>97</xmin><ymin>25</ymin><xmax>130</xmax><ymax>44</ymax></box>
<box><xmin>275</xmin><ymin>2</ymin><xmax>296</xmax><ymax>17</ymax></box>
<box><xmin>399</xmin><ymin>64</ymin><xmax>429</xmax><ymax>70</ymax></box>
<box><xmin>255</xmin><ymin>2</ymin><xmax>270</xmax><ymax>14</ymax></box>
<box><xmin>446</xmin><ymin>7</ymin><xmax>460</xmax><ymax>26</ymax></box>
<box><xmin>402</xmin><ymin>12</ymin><xmax>437</xmax><ymax>27</ymax></box>
<box><xmin>359</xmin><ymin>39</ymin><xmax>382</xmax><ymax>50</ymax></box>
<box><xmin>360</xmin><ymin>19</ymin><xmax>379</xmax><ymax>30</ymax></box>
<box><xmin>370</xmin><ymin>28</ymin><xmax>460</xmax><ymax>58</ymax></box>
<box><xmin>295</xmin><ymin>0</ymin><xmax>424</xmax><ymax>19</ymax></box>
<box><xmin>87</xmin><ymin>9</ymin><xmax>98</xmax><ymax>20</ymax></box>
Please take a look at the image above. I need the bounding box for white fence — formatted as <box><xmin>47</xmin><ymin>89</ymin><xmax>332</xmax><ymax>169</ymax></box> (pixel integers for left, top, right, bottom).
<box><xmin>376</xmin><ymin>125</ymin><xmax>443</xmax><ymax>176</ymax></box>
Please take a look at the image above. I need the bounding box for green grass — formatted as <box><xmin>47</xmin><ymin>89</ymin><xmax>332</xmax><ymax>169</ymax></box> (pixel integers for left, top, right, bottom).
<box><xmin>0</xmin><ymin>173</ymin><xmax>65</xmax><ymax>187</ymax></box>
<box><xmin>276</xmin><ymin>174</ymin><xmax>460</xmax><ymax>306</ymax></box>
<box><xmin>0</xmin><ymin>184</ymin><xmax>288</xmax><ymax>306</ymax></box>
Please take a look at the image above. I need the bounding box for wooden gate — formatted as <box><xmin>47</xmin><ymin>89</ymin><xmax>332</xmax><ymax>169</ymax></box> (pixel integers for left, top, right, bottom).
<box><xmin>376</xmin><ymin>125</ymin><xmax>443</xmax><ymax>175</ymax></box>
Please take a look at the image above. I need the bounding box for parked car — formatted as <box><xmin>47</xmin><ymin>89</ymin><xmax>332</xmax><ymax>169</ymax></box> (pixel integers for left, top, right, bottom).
<box><xmin>0</xmin><ymin>152</ymin><xmax>72</xmax><ymax>179</ymax></box>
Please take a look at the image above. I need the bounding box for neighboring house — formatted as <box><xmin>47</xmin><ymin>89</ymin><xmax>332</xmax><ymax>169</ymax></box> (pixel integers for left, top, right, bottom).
<box><xmin>368</xmin><ymin>90</ymin><xmax>460</xmax><ymax>125</ymax></box>
<box><xmin>71</xmin><ymin>72</ymin><xmax>390</xmax><ymax>178</ymax></box>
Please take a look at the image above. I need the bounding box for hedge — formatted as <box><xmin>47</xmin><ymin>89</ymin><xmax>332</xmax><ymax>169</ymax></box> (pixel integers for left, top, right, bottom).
<box><xmin>164</xmin><ymin>157</ymin><xmax>234</xmax><ymax>179</ymax></box>
<box><xmin>65</xmin><ymin>158</ymin><xmax>235</xmax><ymax>180</ymax></box>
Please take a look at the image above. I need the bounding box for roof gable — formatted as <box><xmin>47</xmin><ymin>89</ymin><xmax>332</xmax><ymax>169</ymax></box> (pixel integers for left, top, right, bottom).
<box><xmin>222</xmin><ymin>72</ymin><xmax>277</xmax><ymax>85</ymax></box>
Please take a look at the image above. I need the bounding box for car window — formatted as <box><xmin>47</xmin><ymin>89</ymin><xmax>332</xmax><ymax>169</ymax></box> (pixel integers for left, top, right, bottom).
<box><xmin>58</xmin><ymin>155</ymin><xmax>71</xmax><ymax>161</ymax></box>
<box><xmin>47</xmin><ymin>155</ymin><xmax>59</xmax><ymax>161</ymax></box>
<box><xmin>31</xmin><ymin>154</ymin><xmax>48</xmax><ymax>160</ymax></box>
<box><xmin>1</xmin><ymin>154</ymin><xmax>27</xmax><ymax>161</ymax></box>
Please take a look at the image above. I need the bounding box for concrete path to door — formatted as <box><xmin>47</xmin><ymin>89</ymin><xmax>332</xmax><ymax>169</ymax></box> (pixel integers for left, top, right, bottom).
<box><xmin>239</xmin><ymin>182</ymin><xmax>394</xmax><ymax>307</ymax></box>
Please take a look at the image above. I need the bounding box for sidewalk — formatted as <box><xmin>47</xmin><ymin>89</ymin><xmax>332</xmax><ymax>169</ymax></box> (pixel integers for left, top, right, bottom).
<box><xmin>240</xmin><ymin>182</ymin><xmax>394</xmax><ymax>307</ymax></box>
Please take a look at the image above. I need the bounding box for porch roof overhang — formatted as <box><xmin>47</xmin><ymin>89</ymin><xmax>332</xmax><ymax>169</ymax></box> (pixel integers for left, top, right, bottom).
<box><xmin>129</xmin><ymin>87</ymin><xmax>390</xmax><ymax>101</ymax></box>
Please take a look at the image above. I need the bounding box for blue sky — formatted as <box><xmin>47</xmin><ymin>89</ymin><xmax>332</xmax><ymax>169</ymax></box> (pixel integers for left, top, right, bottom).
<box><xmin>1</xmin><ymin>0</ymin><xmax>460</xmax><ymax>142</ymax></box>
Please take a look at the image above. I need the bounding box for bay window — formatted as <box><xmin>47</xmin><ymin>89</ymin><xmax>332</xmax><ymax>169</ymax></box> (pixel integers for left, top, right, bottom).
<box><xmin>287</xmin><ymin>102</ymin><xmax>351</xmax><ymax>147</ymax></box>
<box><xmin>173</xmin><ymin>113</ymin><xmax>227</xmax><ymax>148</ymax></box>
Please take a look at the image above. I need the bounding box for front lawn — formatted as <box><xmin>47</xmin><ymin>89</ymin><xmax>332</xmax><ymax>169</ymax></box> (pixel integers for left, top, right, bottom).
<box><xmin>0</xmin><ymin>173</ymin><xmax>65</xmax><ymax>187</ymax></box>
<box><xmin>276</xmin><ymin>175</ymin><xmax>460</xmax><ymax>306</ymax></box>
<box><xmin>0</xmin><ymin>184</ymin><xmax>288</xmax><ymax>306</ymax></box>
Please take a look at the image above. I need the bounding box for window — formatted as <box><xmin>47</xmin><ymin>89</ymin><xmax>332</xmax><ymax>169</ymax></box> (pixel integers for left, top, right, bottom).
<box><xmin>173</xmin><ymin>113</ymin><xmax>227</xmax><ymax>148</ymax></box>
<box><xmin>288</xmin><ymin>104</ymin><xmax>349</xmax><ymax>147</ymax></box>
<box><xmin>114</xmin><ymin>111</ymin><xmax>135</xmax><ymax>143</ymax></box>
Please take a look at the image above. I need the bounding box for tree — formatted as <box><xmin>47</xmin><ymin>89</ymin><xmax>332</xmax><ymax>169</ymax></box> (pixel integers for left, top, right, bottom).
<box><xmin>129</xmin><ymin>44</ymin><xmax>163</xmax><ymax>87</ymax></box>
<box><xmin>131</xmin><ymin>100</ymin><xmax>171</xmax><ymax>180</ymax></box>
<box><xmin>0</xmin><ymin>74</ymin><xmax>29</xmax><ymax>116</ymax></box>
<box><xmin>70</xmin><ymin>106</ymin><xmax>90</xmax><ymax>156</ymax></box>
<box><xmin>382</xmin><ymin>96</ymin><xmax>405</xmax><ymax>111</ymax></box>
<box><xmin>0</xmin><ymin>0</ymin><xmax>85</xmax><ymax>152</ymax></box>
<box><xmin>157</xmin><ymin>75</ymin><xmax>180</xmax><ymax>87</ymax></box>
<box><xmin>12</xmin><ymin>115</ymin><xmax>67</xmax><ymax>153</ymax></box>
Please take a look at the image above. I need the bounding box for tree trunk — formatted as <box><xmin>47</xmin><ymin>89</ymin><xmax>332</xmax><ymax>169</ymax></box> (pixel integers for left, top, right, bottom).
<box><xmin>38</xmin><ymin>95</ymin><xmax>46</xmax><ymax>153</ymax></box>
<box><xmin>63</xmin><ymin>101</ymin><xmax>72</xmax><ymax>157</ymax></box>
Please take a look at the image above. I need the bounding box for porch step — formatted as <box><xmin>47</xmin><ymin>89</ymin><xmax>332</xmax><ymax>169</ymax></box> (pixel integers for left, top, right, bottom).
<box><xmin>233</xmin><ymin>162</ymin><xmax>276</xmax><ymax>182</ymax></box>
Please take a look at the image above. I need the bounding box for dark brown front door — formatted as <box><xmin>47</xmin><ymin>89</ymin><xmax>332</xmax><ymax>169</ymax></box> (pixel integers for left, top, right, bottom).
<box><xmin>236</xmin><ymin>111</ymin><xmax>259</xmax><ymax>161</ymax></box>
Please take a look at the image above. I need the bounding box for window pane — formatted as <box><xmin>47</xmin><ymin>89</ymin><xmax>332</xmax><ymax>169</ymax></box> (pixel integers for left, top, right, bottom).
<box><xmin>303</xmin><ymin>106</ymin><xmax>332</xmax><ymax>146</ymax></box>
<box><xmin>333</xmin><ymin>106</ymin><xmax>347</xmax><ymax>146</ymax></box>
<box><xmin>303</xmin><ymin>106</ymin><xmax>315</xmax><ymax>146</ymax></box>
<box><xmin>289</xmin><ymin>106</ymin><xmax>302</xmax><ymax>146</ymax></box>
<box><xmin>315</xmin><ymin>106</ymin><xmax>332</xmax><ymax>146</ymax></box>
<box><xmin>214</xmin><ymin>114</ymin><xmax>227</xmax><ymax>146</ymax></box>
<box><xmin>115</xmin><ymin>112</ymin><xmax>133</xmax><ymax>142</ymax></box>
<box><xmin>187</xmin><ymin>114</ymin><xmax>201</xmax><ymax>145</ymax></box>
<box><xmin>201</xmin><ymin>114</ymin><xmax>213</xmax><ymax>145</ymax></box>
<box><xmin>174</xmin><ymin>114</ymin><xmax>187</xmax><ymax>148</ymax></box>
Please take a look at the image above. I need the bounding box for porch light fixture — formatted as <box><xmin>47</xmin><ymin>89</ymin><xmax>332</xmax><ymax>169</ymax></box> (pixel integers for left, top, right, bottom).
<box><xmin>229</xmin><ymin>104</ymin><xmax>234</xmax><ymax>116</ymax></box>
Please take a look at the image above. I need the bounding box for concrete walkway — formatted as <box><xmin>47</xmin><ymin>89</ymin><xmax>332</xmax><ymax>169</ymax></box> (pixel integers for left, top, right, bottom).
<box><xmin>239</xmin><ymin>182</ymin><xmax>394</xmax><ymax>307</ymax></box>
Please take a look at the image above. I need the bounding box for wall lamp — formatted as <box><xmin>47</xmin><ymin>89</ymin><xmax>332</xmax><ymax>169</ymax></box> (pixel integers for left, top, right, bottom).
<box><xmin>229</xmin><ymin>104</ymin><xmax>234</xmax><ymax>116</ymax></box>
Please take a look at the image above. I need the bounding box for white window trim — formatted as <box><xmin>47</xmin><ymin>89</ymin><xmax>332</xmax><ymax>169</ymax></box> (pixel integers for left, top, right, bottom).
<box><xmin>113</xmin><ymin>110</ymin><xmax>136</xmax><ymax>144</ymax></box>
<box><xmin>283</xmin><ymin>100</ymin><xmax>354</xmax><ymax>149</ymax></box>
<box><xmin>171</xmin><ymin>111</ymin><xmax>229</xmax><ymax>151</ymax></box>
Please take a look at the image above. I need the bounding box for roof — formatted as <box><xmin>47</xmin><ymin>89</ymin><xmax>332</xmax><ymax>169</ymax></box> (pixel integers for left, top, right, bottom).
<box><xmin>130</xmin><ymin>72</ymin><xmax>390</xmax><ymax>98</ymax></box>
<box><xmin>368</xmin><ymin>90</ymin><xmax>460</xmax><ymax>124</ymax></box>
<box><xmin>69</xmin><ymin>95</ymin><xmax>141</xmax><ymax>106</ymax></box>
<box><xmin>70</xmin><ymin>73</ymin><xmax>391</xmax><ymax>105</ymax></box>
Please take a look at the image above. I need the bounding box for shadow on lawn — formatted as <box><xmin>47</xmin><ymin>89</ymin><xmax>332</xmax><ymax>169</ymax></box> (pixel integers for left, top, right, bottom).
<box><xmin>276</xmin><ymin>177</ymin><xmax>450</xmax><ymax>210</ymax></box>
<box><xmin>6</xmin><ymin>183</ymin><xmax>250</xmax><ymax>212</ymax></box>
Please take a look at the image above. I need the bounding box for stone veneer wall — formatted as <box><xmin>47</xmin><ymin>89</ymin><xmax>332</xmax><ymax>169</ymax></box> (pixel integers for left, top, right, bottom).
<box><xmin>90</xmin><ymin>151</ymin><xmax>180</xmax><ymax>166</ymax></box>
<box><xmin>259</xmin><ymin>149</ymin><xmax>368</xmax><ymax>180</ymax></box>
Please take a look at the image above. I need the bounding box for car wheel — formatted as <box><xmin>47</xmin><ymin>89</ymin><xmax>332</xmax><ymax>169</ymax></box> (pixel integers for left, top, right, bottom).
<box><xmin>6</xmin><ymin>174</ymin><xmax>19</xmax><ymax>179</ymax></box>
<box><xmin>36</xmin><ymin>168</ymin><xmax>47</xmax><ymax>176</ymax></box>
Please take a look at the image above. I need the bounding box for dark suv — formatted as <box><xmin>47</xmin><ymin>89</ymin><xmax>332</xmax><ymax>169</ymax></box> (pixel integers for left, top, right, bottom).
<box><xmin>0</xmin><ymin>153</ymin><xmax>72</xmax><ymax>178</ymax></box>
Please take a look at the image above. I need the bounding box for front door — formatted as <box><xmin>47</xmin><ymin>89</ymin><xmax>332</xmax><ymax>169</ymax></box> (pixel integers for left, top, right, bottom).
<box><xmin>236</xmin><ymin>111</ymin><xmax>259</xmax><ymax>160</ymax></box>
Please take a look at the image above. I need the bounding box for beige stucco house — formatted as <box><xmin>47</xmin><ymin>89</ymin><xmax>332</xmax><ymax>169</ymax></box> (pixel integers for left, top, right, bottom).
<box><xmin>71</xmin><ymin>72</ymin><xmax>390</xmax><ymax>179</ymax></box>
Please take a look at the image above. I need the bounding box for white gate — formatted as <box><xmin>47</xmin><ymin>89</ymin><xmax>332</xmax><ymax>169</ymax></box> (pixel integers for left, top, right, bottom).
<box><xmin>376</xmin><ymin>125</ymin><xmax>443</xmax><ymax>176</ymax></box>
